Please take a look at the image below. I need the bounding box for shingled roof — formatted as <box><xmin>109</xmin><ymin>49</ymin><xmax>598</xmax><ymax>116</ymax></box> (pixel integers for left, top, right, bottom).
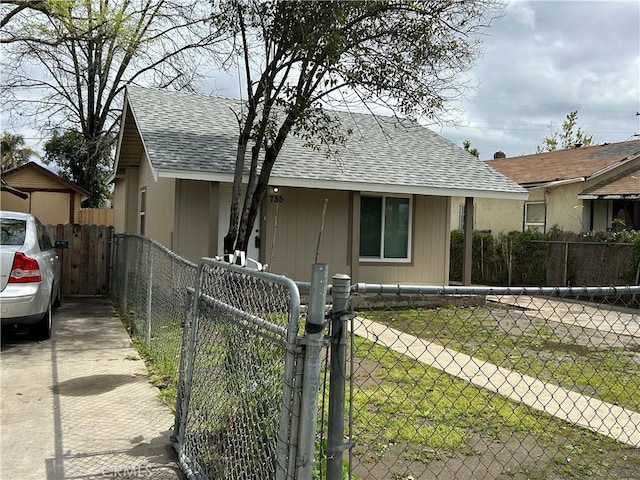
<box><xmin>113</xmin><ymin>86</ymin><xmax>526</xmax><ymax>200</ymax></box>
<box><xmin>580</xmin><ymin>164</ymin><xmax>640</xmax><ymax>199</ymax></box>
<box><xmin>485</xmin><ymin>140</ymin><xmax>640</xmax><ymax>187</ymax></box>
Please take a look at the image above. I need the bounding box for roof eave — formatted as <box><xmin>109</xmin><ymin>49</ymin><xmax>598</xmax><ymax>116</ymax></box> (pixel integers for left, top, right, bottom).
<box><xmin>579</xmin><ymin>193</ymin><xmax>640</xmax><ymax>200</ymax></box>
<box><xmin>156</xmin><ymin>168</ymin><xmax>528</xmax><ymax>200</ymax></box>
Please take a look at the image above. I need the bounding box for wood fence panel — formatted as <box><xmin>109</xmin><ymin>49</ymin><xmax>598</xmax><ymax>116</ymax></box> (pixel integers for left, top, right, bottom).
<box><xmin>46</xmin><ymin>224</ymin><xmax>112</xmax><ymax>296</ymax></box>
<box><xmin>79</xmin><ymin>208</ymin><xmax>114</xmax><ymax>226</ymax></box>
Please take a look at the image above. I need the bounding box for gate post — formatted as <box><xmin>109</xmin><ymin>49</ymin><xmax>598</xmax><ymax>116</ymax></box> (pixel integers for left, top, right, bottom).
<box><xmin>296</xmin><ymin>264</ymin><xmax>329</xmax><ymax>479</ymax></box>
<box><xmin>326</xmin><ymin>274</ymin><xmax>351</xmax><ymax>480</ymax></box>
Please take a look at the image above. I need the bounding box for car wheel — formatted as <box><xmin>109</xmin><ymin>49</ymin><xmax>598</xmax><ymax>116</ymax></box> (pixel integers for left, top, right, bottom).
<box><xmin>33</xmin><ymin>298</ymin><xmax>53</xmax><ymax>340</ymax></box>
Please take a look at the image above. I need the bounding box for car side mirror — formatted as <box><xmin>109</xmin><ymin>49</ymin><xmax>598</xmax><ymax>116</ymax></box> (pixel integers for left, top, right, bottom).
<box><xmin>55</xmin><ymin>240</ymin><xmax>69</xmax><ymax>249</ymax></box>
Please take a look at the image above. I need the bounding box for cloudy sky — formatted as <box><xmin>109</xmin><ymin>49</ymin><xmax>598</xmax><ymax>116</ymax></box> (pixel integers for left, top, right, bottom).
<box><xmin>5</xmin><ymin>0</ymin><xmax>639</xmax><ymax>163</ymax></box>
<box><xmin>435</xmin><ymin>0</ymin><xmax>640</xmax><ymax>159</ymax></box>
<box><xmin>207</xmin><ymin>0</ymin><xmax>640</xmax><ymax>160</ymax></box>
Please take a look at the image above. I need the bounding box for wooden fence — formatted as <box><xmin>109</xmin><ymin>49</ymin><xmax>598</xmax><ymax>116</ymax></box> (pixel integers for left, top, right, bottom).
<box><xmin>45</xmin><ymin>224</ymin><xmax>113</xmax><ymax>296</ymax></box>
<box><xmin>79</xmin><ymin>208</ymin><xmax>114</xmax><ymax>226</ymax></box>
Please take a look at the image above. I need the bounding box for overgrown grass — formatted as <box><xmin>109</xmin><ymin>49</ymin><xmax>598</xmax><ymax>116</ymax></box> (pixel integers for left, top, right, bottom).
<box><xmin>350</xmin><ymin>335</ymin><xmax>640</xmax><ymax>478</ymax></box>
<box><xmin>118</xmin><ymin>306</ymin><xmax>183</xmax><ymax>410</ymax></box>
<box><xmin>359</xmin><ymin>306</ymin><xmax>640</xmax><ymax>411</ymax></box>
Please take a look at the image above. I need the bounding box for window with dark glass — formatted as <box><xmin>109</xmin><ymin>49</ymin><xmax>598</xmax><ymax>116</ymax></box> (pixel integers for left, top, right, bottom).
<box><xmin>360</xmin><ymin>195</ymin><xmax>411</xmax><ymax>260</ymax></box>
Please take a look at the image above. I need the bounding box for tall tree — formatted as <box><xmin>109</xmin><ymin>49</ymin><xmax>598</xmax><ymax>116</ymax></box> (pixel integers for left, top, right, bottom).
<box><xmin>0</xmin><ymin>1</ymin><xmax>71</xmax><ymax>39</ymax></box>
<box><xmin>43</xmin><ymin>128</ymin><xmax>110</xmax><ymax>206</ymax></box>
<box><xmin>0</xmin><ymin>131</ymin><xmax>39</xmax><ymax>171</ymax></box>
<box><xmin>1</xmin><ymin>0</ymin><xmax>225</xmax><ymax>205</ymax></box>
<box><xmin>537</xmin><ymin>110</ymin><xmax>594</xmax><ymax>153</ymax></box>
<box><xmin>218</xmin><ymin>0</ymin><xmax>504</xmax><ymax>254</ymax></box>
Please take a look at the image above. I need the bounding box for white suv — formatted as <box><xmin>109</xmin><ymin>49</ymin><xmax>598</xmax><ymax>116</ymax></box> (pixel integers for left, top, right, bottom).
<box><xmin>0</xmin><ymin>211</ymin><xmax>62</xmax><ymax>339</ymax></box>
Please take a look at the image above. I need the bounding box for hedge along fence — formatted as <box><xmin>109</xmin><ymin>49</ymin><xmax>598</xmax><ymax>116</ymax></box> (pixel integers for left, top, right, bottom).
<box><xmin>450</xmin><ymin>229</ymin><xmax>640</xmax><ymax>287</ymax></box>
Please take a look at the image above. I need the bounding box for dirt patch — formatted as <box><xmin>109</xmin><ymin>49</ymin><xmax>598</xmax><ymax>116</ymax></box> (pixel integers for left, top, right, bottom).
<box><xmin>341</xmin><ymin>302</ymin><xmax>640</xmax><ymax>479</ymax></box>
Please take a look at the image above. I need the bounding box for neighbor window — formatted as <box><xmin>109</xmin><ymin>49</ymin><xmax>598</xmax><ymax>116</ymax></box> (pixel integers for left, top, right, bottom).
<box><xmin>524</xmin><ymin>202</ymin><xmax>545</xmax><ymax>232</ymax></box>
<box><xmin>139</xmin><ymin>188</ymin><xmax>147</xmax><ymax>236</ymax></box>
<box><xmin>359</xmin><ymin>195</ymin><xmax>411</xmax><ymax>261</ymax></box>
<box><xmin>458</xmin><ymin>203</ymin><xmax>476</xmax><ymax>230</ymax></box>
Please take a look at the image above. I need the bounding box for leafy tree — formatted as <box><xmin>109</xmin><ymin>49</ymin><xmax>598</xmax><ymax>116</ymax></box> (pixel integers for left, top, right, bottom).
<box><xmin>43</xmin><ymin>129</ymin><xmax>110</xmax><ymax>207</ymax></box>
<box><xmin>537</xmin><ymin>110</ymin><xmax>594</xmax><ymax>153</ymax></box>
<box><xmin>0</xmin><ymin>1</ymin><xmax>72</xmax><ymax>40</ymax></box>
<box><xmin>218</xmin><ymin>0</ymin><xmax>504</xmax><ymax>254</ymax></box>
<box><xmin>463</xmin><ymin>140</ymin><xmax>480</xmax><ymax>158</ymax></box>
<box><xmin>1</xmin><ymin>0</ymin><xmax>226</xmax><ymax>206</ymax></box>
<box><xmin>0</xmin><ymin>131</ymin><xmax>39</xmax><ymax>171</ymax></box>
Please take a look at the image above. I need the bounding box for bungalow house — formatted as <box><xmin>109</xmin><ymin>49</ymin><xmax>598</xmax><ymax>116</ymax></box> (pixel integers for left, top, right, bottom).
<box><xmin>1</xmin><ymin>162</ymin><xmax>89</xmax><ymax>225</ymax></box>
<box><xmin>109</xmin><ymin>86</ymin><xmax>526</xmax><ymax>284</ymax></box>
<box><xmin>450</xmin><ymin>139</ymin><xmax>640</xmax><ymax>234</ymax></box>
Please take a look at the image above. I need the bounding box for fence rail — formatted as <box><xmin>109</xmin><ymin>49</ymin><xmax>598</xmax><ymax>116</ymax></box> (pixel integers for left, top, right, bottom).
<box><xmin>342</xmin><ymin>283</ymin><xmax>640</xmax><ymax>479</ymax></box>
<box><xmin>109</xmin><ymin>234</ymin><xmax>640</xmax><ymax>479</ymax></box>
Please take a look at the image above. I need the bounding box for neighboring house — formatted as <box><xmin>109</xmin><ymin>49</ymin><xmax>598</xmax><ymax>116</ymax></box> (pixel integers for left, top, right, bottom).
<box><xmin>1</xmin><ymin>162</ymin><xmax>89</xmax><ymax>225</ymax></box>
<box><xmin>451</xmin><ymin>140</ymin><xmax>640</xmax><ymax>234</ymax></box>
<box><xmin>109</xmin><ymin>86</ymin><xmax>526</xmax><ymax>284</ymax></box>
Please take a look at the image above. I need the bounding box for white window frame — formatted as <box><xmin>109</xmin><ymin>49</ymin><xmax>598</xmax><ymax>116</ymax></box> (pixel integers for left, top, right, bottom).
<box><xmin>524</xmin><ymin>202</ymin><xmax>545</xmax><ymax>232</ymax></box>
<box><xmin>458</xmin><ymin>203</ymin><xmax>476</xmax><ymax>230</ymax></box>
<box><xmin>359</xmin><ymin>194</ymin><xmax>413</xmax><ymax>263</ymax></box>
<box><xmin>139</xmin><ymin>188</ymin><xmax>147</xmax><ymax>236</ymax></box>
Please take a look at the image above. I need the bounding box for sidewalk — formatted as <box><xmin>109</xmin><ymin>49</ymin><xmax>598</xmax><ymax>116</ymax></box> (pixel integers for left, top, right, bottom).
<box><xmin>1</xmin><ymin>296</ymin><xmax>184</xmax><ymax>480</ymax></box>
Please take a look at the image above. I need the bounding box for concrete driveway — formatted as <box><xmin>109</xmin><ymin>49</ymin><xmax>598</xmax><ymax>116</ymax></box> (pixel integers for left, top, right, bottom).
<box><xmin>1</xmin><ymin>296</ymin><xmax>184</xmax><ymax>479</ymax></box>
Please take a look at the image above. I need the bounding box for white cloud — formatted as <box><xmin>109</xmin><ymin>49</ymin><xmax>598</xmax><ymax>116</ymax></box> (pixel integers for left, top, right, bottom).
<box><xmin>439</xmin><ymin>0</ymin><xmax>640</xmax><ymax>158</ymax></box>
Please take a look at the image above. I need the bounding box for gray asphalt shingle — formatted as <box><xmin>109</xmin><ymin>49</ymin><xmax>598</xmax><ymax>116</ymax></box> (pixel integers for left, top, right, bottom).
<box><xmin>125</xmin><ymin>86</ymin><xmax>525</xmax><ymax>197</ymax></box>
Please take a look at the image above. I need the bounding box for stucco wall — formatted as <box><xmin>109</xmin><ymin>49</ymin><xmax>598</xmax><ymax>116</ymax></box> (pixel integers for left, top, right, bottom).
<box><xmin>452</xmin><ymin>183</ymin><xmax>586</xmax><ymax>235</ymax></box>
<box><xmin>451</xmin><ymin>196</ymin><xmax>525</xmax><ymax>235</ymax></box>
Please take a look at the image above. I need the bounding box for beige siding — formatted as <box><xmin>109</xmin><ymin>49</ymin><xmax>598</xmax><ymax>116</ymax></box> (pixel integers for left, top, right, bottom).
<box><xmin>2</xmin><ymin>168</ymin><xmax>83</xmax><ymax>224</ymax></box>
<box><xmin>112</xmin><ymin>179</ymin><xmax>127</xmax><ymax>233</ymax></box>
<box><xmin>358</xmin><ymin>195</ymin><xmax>450</xmax><ymax>284</ymax></box>
<box><xmin>1</xmin><ymin>191</ymin><xmax>30</xmax><ymax>213</ymax></box>
<box><xmin>263</xmin><ymin>187</ymin><xmax>350</xmax><ymax>282</ymax></box>
<box><xmin>4</xmin><ymin>168</ymin><xmax>62</xmax><ymax>190</ymax></box>
<box><xmin>124</xmin><ymin>167</ymin><xmax>140</xmax><ymax>233</ymax></box>
<box><xmin>139</xmin><ymin>156</ymin><xmax>175</xmax><ymax>248</ymax></box>
<box><xmin>174</xmin><ymin>179</ymin><xmax>218</xmax><ymax>263</ymax></box>
<box><xmin>31</xmin><ymin>192</ymin><xmax>72</xmax><ymax>225</ymax></box>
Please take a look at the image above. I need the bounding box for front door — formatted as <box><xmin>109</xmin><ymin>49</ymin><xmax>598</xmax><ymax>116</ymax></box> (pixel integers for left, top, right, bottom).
<box><xmin>218</xmin><ymin>184</ymin><xmax>261</xmax><ymax>263</ymax></box>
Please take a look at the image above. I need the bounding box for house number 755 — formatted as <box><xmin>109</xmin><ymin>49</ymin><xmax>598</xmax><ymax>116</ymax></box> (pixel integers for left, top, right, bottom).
<box><xmin>269</xmin><ymin>195</ymin><xmax>284</xmax><ymax>203</ymax></box>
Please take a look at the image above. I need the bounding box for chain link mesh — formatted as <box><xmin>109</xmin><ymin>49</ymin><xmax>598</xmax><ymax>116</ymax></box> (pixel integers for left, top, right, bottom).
<box><xmin>110</xmin><ymin>235</ymin><xmax>640</xmax><ymax>479</ymax></box>
<box><xmin>344</xmin><ymin>285</ymin><xmax>640</xmax><ymax>480</ymax></box>
<box><xmin>111</xmin><ymin>234</ymin><xmax>197</xmax><ymax>398</ymax></box>
<box><xmin>175</xmin><ymin>259</ymin><xmax>301</xmax><ymax>480</ymax></box>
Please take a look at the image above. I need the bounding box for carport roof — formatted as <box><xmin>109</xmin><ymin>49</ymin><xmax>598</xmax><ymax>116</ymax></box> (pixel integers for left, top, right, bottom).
<box><xmin>112</xmin><ymin>86</ymin><xmax>527</xmax><ymax>200</ymax></box>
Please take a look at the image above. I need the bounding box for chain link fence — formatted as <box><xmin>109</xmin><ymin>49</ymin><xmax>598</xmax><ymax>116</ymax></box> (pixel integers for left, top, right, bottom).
<box><xmin>111</xmin><ymin>234</ymin><xmax>197</xmax><ymax>380</ymax></box>
<box><xmin>172</xmin><ymin>258</ymin><xmax>307</xmax><ymax>480</ymax></box>
<box><xmin>110</xmin><ymin>235</ymin><xmax>331</xmax><ymax>480</ymax></box>
<box><xmin>341</xmin><ymin>284</ymin><xmax>640</xmax><ymax>480</ymax></box>
<box><xmin>110</xmin><ymin>234</ymin><xmax>640</xmax><ymax>479</ymax></box>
